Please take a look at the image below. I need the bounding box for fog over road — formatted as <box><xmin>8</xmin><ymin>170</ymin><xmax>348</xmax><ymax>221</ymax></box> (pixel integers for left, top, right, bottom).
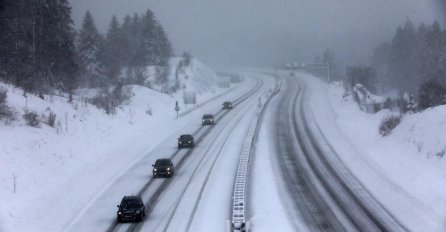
<box><xmin>69</xmin><ymin>0</ymin><xmax>442</xmax><ymax>67</ymax></box>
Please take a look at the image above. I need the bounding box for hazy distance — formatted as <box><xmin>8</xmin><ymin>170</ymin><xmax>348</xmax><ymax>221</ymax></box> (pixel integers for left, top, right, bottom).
<box><xmin>70</xmin><ymin>0</ymin><xmax>444</xmax><ymax>67</ymax></box>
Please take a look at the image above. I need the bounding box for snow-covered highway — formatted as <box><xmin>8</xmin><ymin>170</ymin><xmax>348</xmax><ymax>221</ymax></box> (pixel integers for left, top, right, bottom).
<box><xmin>249</xmin><ymin>72</ymin><xmax>410</xmax><ymax>232</ymax></box>
<box><xmin>3</xmin><ymin>70</ymin><xmax>429</xmax><ymax>232</ymax></box>
<box><xmin>63</xmin><ymin>72</ymin><xmax>278</xmax><ymax>232</ymax></box>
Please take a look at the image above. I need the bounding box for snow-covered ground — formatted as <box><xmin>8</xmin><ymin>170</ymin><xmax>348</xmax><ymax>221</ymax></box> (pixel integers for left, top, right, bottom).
<box><xmin>301</xmin><ymin>73</ymin><xmax>446</xmax><ymax>231</ymax></box>
<box><xmin>249</xmin><ymin>110</ymin><xmax>298</xmax><ymax>232</ymax></box>
<box><xmin>6</xmin><ymin>66</ymin><xmax>445</xmax><ymax>232</ymax></box>
<box><xmin>0</xmin><ymin>60</ymin><xmax>241</xmax><ymax>232</ymax></box>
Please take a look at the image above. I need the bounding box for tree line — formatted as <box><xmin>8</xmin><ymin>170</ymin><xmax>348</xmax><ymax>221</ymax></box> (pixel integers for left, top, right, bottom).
<box><xmin>0</xmin><ymin>0</ymin><xmax>173</xmax><ymax>94</ymax></box>
<box><xmin>345</xmin><ymin>19</ymin><xmax>446</xmax><ymax>111</ymax></box>
<box><xmin>372</xmin><ymin>20</ymin><xmax>446</xmax><ymax>94</ymax></box>
<box><xmin>77</xmin><ymin>10</ymin><xmax>173</xmax><ymax>89</ymax></box>
<box><xmin>0</xmin><ymin>0</ymin><xmax>77</xmax><ymax>93</ymax></box>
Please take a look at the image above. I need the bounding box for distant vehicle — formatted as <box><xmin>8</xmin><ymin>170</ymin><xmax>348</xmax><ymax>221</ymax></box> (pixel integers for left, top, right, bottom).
<box><xmin>222</xmin><ymin>101</ymin><xmax>233</xmax><ymax>109</ymax></box>
<box><xmin>152</xmin><ymin>158</ymin><xmax>174</xmax><ymax>178</ymax></box>
<box><xmin>116</xmin><ymin>196</ymin><xmax>146</xmax><ymax>223</ymax></box>
<box><xmin>178</xmin><ymin>134</ymin><xmax>195</xmax><ymax>148</ymax></box>
<box><xmin>202</xmin><ymin>114</ymin><xmax>215</xmax><ymax>125</ymax></box>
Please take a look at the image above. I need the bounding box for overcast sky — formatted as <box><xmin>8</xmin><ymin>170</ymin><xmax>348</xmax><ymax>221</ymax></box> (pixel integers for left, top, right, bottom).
<box><xmin>69</xmin><ymin>0</ymin><xmax>443</xmax><ymax>67</ymax></box>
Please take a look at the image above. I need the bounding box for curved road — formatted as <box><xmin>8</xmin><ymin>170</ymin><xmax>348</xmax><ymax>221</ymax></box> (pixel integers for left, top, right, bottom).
<box><xmin>266</xmin><ymin>74</ymin><xmax>407</xmax><ymax>232</ymax></box>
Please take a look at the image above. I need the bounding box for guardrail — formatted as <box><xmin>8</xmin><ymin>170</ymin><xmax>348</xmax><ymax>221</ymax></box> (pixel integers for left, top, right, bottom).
<box><xmin>228</xmin><ymin>76</ymin><xmax>282</xmax><ymax>232</ymax></box>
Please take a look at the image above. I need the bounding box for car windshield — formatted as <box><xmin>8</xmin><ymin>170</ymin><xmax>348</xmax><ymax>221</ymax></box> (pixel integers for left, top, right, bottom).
<box><xmin>155</xmin><ymin>159</ymin><xmax>171</xmax><ymax>166</ymax></box>
<box><xmin>121</xmin><ymin>199</ymin><xmax>140</xmax><ymax>208</ymax></box>
<box><xmin>203</xmin><ymin>115</ymin><xmax>213</xmax><ymax>119</ymax></box>
<box><xmin>180</xmin><ymin>135</ymin><xmax>192</xmax><ymax>140</ymax></box>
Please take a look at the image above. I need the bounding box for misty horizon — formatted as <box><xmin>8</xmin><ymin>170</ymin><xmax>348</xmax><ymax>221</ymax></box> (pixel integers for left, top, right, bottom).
<box><xmin>70</xmin><ymin>0</ymin><xmax>444</xmax><ymax>67</ymax></box>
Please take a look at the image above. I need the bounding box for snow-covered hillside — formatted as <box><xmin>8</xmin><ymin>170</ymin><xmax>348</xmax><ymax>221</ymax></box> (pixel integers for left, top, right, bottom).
<box><xmin>303</xmin><ymin>75</ymin><xmax>446</xmax><ymax>231</ymax></box>
<box><xmin>169</xmin><ymin>58</ymin><xmax>220</xmax><ymax>94</ymax></box>
<box><xmin>144</xmin><ymin>58</ymin><xmax>222</xmax><ymax>95</ymax></box>
<box><xmin>0</xmin><ymin>60</ymin><xmax>237</xmax><ymax>232</ymax></box>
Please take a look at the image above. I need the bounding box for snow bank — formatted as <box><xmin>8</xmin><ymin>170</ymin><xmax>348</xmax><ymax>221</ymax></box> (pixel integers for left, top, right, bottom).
<box><xmin>302</xmin><ymin>74</ymin><xmax>446</xmax><ymax>231</ymax></box>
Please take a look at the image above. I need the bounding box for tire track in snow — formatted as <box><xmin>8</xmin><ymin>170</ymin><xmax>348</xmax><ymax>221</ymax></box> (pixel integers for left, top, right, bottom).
<box><xmin>106</xmin><ymin>79</ymin><xmax>264</xmax><ymax>232</ymax></box>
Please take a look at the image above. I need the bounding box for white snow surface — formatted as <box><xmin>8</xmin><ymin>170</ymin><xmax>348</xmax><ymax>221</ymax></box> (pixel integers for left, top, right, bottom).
<box><xmin>301</xmin><ymin>73</ymin><xmax>446</xmax><ymax>232</ymax></box>
<box><xmin>145</xmin><ymin>58</ymin><xmax>221</xmax><ymax>95</ymax></box>
<box><xmin>0</xmin><ymin>60</ymin><xmax>239</xmax><ymax>232</ymax></box>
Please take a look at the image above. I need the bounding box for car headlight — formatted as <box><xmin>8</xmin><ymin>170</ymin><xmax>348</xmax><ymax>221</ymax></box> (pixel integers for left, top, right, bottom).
<box><xmin>118</xmin><ymin>211</ymin><xmax>122</xmax><ymax>215</ymax></box>
<box><xmin>188</xmin><ymin>141</ymin><xmax>191</xmax><ymax>143</ymax></box>
<box><xmin>154</xmin><ymin>168</ymin><xmax>157</xmax><ymax>172</ymax></box>
<box><xmin>136</xmin><ymin>210</ymin><xmax>141</xmax><ymax>214</ymax></box>
<box><xmin>167</xmin><ymin>167</ymin><xmax>170</xmax><ymax>171</ymax></box>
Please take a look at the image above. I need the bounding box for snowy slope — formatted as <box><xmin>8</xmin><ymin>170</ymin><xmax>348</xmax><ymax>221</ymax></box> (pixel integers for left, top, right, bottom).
<box><xmin>301</xmin><ymin>73</ymin><xmax>446</xmax><ymax>232</ymax></box>
<box><xmin>170</xmin><ymin>58</ymin><xmax>220</xmax><ymax>94</ymax></box>
<box><xmin>0</xmin><ymin>60</ymin><xmax>238</xmax><ymax>232</ymax></box>
<box><xmin>144</xmin><ymin>58</ymin><xmax>221</xmax><ymax>95</ymax></box>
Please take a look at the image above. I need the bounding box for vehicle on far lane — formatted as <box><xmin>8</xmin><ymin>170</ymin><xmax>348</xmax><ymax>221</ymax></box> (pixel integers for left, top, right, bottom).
<box><xmin>152</xmin><ymin>158</ymin><xmax>174</xmax><ymax>178</ymax></box>
<box><xmin>178</xmin><ymin>134</ymin><xmax>195</xmax><ymax>149</ymax></box>
<box><xmin>116</xmin><ymin>196</ymin><xmax>146</xmax><ymax>223</ymax></box>
<box><xmin>202</xmin><ymin>114</ymin><xmax>215</xmax><ymax>125</ymax></box>
<box><xmin>222</xmin><ymin>101</ymin><xmax>233</xmax><ymax>109</ymax></box>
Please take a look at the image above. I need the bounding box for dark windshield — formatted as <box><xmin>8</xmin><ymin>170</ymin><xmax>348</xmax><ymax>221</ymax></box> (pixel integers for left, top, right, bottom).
<box><xmin>203</xmin><ymin>115</ymin><xmax>213</xmax><ymax>119</ymax></box>
<box><xmin>180</xmin><ymin>135</ymin><xmax>192</xmax><ymax>139</ymax></box>
<box><xmin>155</xmin><ymin>159</ymin><xmax>171</xmax><ymax>166</ymax></box>
<box><xmin>121</xmin><ymin>199</ymin><xmax>140</xmax><ymax>208</ymax></box>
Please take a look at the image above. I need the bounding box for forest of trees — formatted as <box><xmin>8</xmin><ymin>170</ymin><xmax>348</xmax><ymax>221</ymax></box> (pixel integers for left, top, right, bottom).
<box><xmin>0</xmin><ymin>0</ymin><xmax>77</xmax><ymax>93</ymax></box>
<box><xmin>345</xmin><ymin>19</ymin><xmax>446</xmax><ymax>111</ymax></box>
<box><xmin>77</xmin><ymin>10</ymin><xmax>173</xmax><ymax>89</ymax></box>
<box><xmin>371</xmin><ymin>20</ymin><xmax>446</xmax><ymax>103</ymax></box>
<box><xmin>0</xmin><ymin>1</ymin><xmax>173</xmax><ymax>95</ymax></box>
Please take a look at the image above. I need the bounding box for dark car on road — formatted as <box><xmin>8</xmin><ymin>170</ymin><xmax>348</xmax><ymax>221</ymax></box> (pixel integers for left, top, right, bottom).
<box><xmin>116</xmin><ymin>196</ymin><xmax>146</xmax><ymax>223</ymax></box>
<box><xmin>152</xmin><ymin>158</ymin><xmax>174</xmax><ymax>178</ymax></box>
<box><xmin>202</xmin><ymin>114</ymin><xmax>215</xmax><ymax>125</ymax></box>
<box><xmin>178</xmin><ymin>134</ymin><xmax>195</xmax><ymax>148</ymax></box>
<box><xmin>222</xmin><ymin>101</ymin><xmax>233</xmax><ymax>109</ymax></box>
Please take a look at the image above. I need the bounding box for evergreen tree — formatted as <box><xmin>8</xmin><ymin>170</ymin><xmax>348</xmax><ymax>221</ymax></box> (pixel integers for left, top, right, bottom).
<box><xmin>154</xmin><ymin>22</ymin><xmax>173</xmax><ymax>67</ymax></box>
<box><xmin>77</xmin><ymin>11</ymin><xmax>104</xmax><ymax>87</ymax></box>
<box><xmin>139</xmin><ymin>9</ymin><xmax>173</xmax><ymax>67</ymax></box>
<box><xmin>120</xmin><ymin>15</ymin><xmax>133</xmax><ymax>67</ymax></box>
<box><xmin>103</xmin><ymin>15</ymin><xmax>125</xmax><ymax>82</ymax></box>
<box><xmin>140</xmin><ymin>9</ymin><xmax>158</xmax><ymax>66</ymax></box>
<box><xmin>138</xmin><ymin>9</ymin><xmax>173</xmax><ymax>85</ymax></box>
<box><xmin>0</xmin><ymin>0</ymin><xmax>17</xmax><ymax>83</ymax></box>
<box><xmin>0</xmin><ymin>0</ymin><xmax>33</xmax><ymax>88</ymax></box>
<box><xmin>122</xmin><ymin>13</ymin><xmax>148</xmax><ymax>84</ymax></box>
<box><xmin>389</xmin><ymin>19</ymin><xmax>417</xmax><ymax>92</ymax></box>
<box><xmin>418</xmin><ymin>79</ymin><xmax>446</xmax><ymax>109</ymax></box>
<box><xmin>0</xmin><ymin>0</ymin><xmax>77</xmax><ymax>92</ymax></box>
<box><xmin>371</xmin><ymin>43</ymin><xmax>391</xmax><ymax>93</ymax></box>
<box><xmin>417</xmin><ymin>21</ymin><xmax>444</xmax><ymax>83</ymax></box>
